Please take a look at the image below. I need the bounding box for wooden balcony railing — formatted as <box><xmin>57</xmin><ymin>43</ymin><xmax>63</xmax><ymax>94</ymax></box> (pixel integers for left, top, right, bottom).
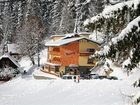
<box><xmin>80</xmin><ymin>51</ymin><xmax>94</xmax><ymax>56</ymax></box>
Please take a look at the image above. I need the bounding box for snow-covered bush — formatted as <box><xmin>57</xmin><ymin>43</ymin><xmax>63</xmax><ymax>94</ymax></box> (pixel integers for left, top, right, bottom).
<box><xmin>0</xmin><ymin>67</ymin><xmax>19</xmax><ymax>80</ymax></box>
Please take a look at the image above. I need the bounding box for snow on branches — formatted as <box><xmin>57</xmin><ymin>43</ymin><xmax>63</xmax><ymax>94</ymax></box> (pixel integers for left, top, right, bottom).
<box><xmin>84</xmin><ymin>0</ymin><xmax>140</xmax><ymax>35</ymax></box>
<box><xmin>84</xmin><ymin>0</ymin><xmax>140</xmax><ymax>27</ymax></box>
<box><xmin>112</xmin><ymin>16</ymin><xmax>140</xmax><ymax>44</ymax></box>
<box><xmin>94</xmin><ymin>16</ymin><xmax>140</xmax><ymax>70</ymax></box>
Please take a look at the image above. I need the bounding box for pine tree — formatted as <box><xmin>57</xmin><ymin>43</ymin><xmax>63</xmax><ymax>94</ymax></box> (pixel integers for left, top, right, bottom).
<box><xmin>84</xmin><ymin>2</ymin><xmax>140</xmax><ymax>103</ymax></box>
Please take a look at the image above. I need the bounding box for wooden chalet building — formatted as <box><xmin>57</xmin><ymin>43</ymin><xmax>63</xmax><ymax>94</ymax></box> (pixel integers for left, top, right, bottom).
<box><xmin>44</xmin><ymin>33</ymin><xmax>100</xmax><ymax>76</ymax></box>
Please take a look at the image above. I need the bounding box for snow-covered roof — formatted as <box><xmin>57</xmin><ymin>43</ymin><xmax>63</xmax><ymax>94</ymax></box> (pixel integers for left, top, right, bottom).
<box><xmin>50</xmin><ymin>35</ymin><xmax>65</xmax><ymax>38</ymax></box>
<box><xmin>45</xmin><ymin>62</ymin><xmax>61</xmax><ymax>66</ymax></box>
<box><xmin>108</xmin><ymin>0</ymin><xmax>121</xmax><ymax>5</ymax></box>
<box><xmin>0</xmin><ymin>53</ymin><xmax>20</xmax><ymax>68</ymax></box>
<box><xmin>7</xmin><ymin>44</ymin><xmax>20</xmax><ymax>54</ymax></box>
<box><xmin>50</xmin><ymin>32</ymin><xmax>91</xmax><ymax>39</ymax></box>
<box><xmin>45</xmin><ymin>37</ymin><xmax>100</xmax><ymax>47</ymax></box>
<box><xmin>63</xmin><ymin>32</ymin><xmax>91</xmax><ymax>39</ymax></box>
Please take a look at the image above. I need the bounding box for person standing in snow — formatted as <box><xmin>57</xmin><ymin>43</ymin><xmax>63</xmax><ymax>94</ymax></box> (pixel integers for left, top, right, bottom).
<box><xmin>74</xmin><ymin>76</ymin><xmax>76</xmax><ymax>82</ymax></box>
<box><xmin>77</xmin><ymin>76</ymin><xmax>80</xmax><ymax>83</ymax></box>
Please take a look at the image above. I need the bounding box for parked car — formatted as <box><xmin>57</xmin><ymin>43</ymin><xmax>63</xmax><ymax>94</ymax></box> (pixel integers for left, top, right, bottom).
<box><xmin>97</xmin><ymin>75</ymin><xmax>108</xmax><ymax>79</ymax></box>
<box><xmin>80</xmin><ymin>74</ymin><xmax>92</xmax><ymax>79</ymax></box>
<box><xmin>107</xmin><ymin>76</ymin><xmax>118</xmax><ymax>80</ymax></box>
<box><xmin>62</xmin><ymin>75</ymin><xmax>80</xmax><ymax>80</ymax></box>
<box><xmin>89</xmin><ymin>74</ymin><xmax>99</xmax><ymax>79</ymax></box>
<box><xmin>90</xmin><ymin>74</ymin><xmax>118</xmax><ymax>80</ymax></box>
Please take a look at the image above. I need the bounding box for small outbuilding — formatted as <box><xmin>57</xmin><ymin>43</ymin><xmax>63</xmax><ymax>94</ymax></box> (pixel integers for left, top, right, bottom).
<box><xmin>0</xmin><ymin>53</ymin><xmax>20</xmax><ymax>69</ymax></box>
<box><xmin>3</xmin><ymin>43</ymin><xmax>21</xmax><ymax>59</ymax></box>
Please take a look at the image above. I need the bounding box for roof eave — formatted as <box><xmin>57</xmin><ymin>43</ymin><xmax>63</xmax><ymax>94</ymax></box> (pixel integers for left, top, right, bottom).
<box><xmin>45</xmin><ymin>37</ymin><xmax>101</xmax><ymax>47</ymax></box>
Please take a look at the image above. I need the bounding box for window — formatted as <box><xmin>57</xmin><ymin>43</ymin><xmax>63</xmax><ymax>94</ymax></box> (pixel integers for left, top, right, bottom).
<box><xmin>87</xmin><ymin>58</ymin><xmax>94</xmax><ymax>64</ymax></box>
<box><xmin>53</xmin><ymin>47</ymin><xmax>60</xmax><ymax>52</ymax></box>
<box><xmin>87</xmin><ymin>48</ymin><xmax>95</xmax><ymax>53</ymax></box>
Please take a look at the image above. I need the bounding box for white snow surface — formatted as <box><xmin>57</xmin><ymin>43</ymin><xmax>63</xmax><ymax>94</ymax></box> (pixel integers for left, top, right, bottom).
<box><xmin>33</xmin><ymin>69</ymin><xmax>60</xmax><ymax>79</ymax></box>
<box><xmin>19</xmin><ymin>48</ymin><xmax>48</xmax><ymax>72</ymax></box>
<box><xmin>19</xmin><ymin>56</ymin><xmax>33</xmax><ymax>71</ymax></box>
<box><xmin>89</xmin><ymin>31</ymin><xmax>104</xmax><ymax>44</ymax></box>
<box><xmin>0</xmin><ymin>68</ymin><xmax>140</xmax><ymax>105</ymax></box>
<box><xmin>7</xmin><ymin>44</ymin><xmax>20</xmax><ymax>54</ymax></box>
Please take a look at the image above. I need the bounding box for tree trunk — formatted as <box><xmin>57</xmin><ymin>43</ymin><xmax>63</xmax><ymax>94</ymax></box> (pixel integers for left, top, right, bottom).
<box><xmin>29</xmin><ymin>56</ymin><xmax>35</xmax><ymax>65</ymax></box>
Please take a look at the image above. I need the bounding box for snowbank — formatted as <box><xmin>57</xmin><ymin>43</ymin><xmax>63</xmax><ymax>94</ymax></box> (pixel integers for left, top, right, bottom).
<box><xmin>33</xmin><ymin>69</ymin><xmax>60</xmax><ymax>79</ymax></box>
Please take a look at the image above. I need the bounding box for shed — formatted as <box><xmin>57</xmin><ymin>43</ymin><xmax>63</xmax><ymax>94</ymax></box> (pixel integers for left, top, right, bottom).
<box><xmin>0</xmin><ymin>53</ymin><xmax>20</xmax><ymax>69</ymax></box>
<box><xmin>3</xmin><ymin>44</ymin><xmax>21</xmax><ymax>59</ymax></box>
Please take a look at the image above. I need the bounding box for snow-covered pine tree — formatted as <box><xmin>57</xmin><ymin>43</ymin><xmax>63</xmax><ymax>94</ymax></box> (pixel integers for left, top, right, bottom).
<box><xmin>84</xmin><ymin>1</ymin><xmax>140</xmax><ymax>105</ymax></box>
<box><xmin>84</xmin><ymin>0</ymin><xmax>140</xmax><ymax>70</ymax></box>
<box><xmin>85</xmin><ymin>0</ymin><xmax>140</xmax><ymax>42</ymax></box>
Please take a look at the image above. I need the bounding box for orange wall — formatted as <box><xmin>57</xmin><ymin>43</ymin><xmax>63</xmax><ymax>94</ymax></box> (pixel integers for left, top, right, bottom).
<box><xmin>48</xmin><ymin>39</ymin><xmax>100</xmax><ymax>67</ymax></box>
<box><xmin>60</xmin><ymin>42</ymin><xmax>79</xmax><ymax>66</ymax></box>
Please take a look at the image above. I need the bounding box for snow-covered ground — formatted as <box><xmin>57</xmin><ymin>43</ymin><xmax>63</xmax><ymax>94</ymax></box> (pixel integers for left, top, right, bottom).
<box><xmin>19</xmin><ymin>48</ymin><xmax>48</xmax><ymax>73</ymax></box>
<box><xmin>0</xmin><ymin>69</ymin><xmax>139</xmax><ymax>105</ymax></box>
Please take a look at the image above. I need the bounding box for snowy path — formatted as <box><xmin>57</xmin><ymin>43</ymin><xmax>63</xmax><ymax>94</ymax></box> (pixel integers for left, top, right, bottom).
<box><xmin>0</xmin><ymin>76</ymin><xmax>133</xmax><ymax>105</ymax></box>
